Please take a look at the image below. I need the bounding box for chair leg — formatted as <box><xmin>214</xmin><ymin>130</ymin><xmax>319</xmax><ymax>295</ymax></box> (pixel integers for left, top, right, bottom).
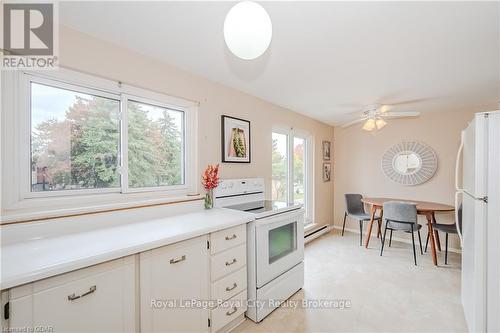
<box><xmin>434</xmin><ymin>229</ymin><xmax>442</xmax><ymax>252</ymax></box>
<box><xmin>359</xmin><ymin>220</ymin><xmax>363</xmax><ymax>246</ymax></box>
<box><xmin>380</xmin><ymin>221</ymin><xmax>388</xmax><ymax>256</ymax></box>
<box><xmin>418</xmin><ymin>230</ymin><xmax>423</xmax><ymax>255</ymax></box>
<box><xmin>342</xmin><ymin>212</ymin><xmax>347</xmax><ymax>236</ymax></box>
<box><xmin>377</xmin><ymin>219</ymin><xmax>382</xmax><ymax>238</ymax></box>
<box><xmin>445</xmin><ymin>233</ymin><xmax>449</xmax><ymax>265</ymax></box>
<box><xmin>411</xmin><ymin>231</ymin><xmax>417</xmax><ymax>266</ymax></box>
<box><xmin>425</xmin><ymin>232</ymin><xmax>429</xmax><ymax>253</ymax></box>
<box><xmin>389</xmin><ymin>230</ymin><xmax>393</xmax><ymax>247</ymax></box>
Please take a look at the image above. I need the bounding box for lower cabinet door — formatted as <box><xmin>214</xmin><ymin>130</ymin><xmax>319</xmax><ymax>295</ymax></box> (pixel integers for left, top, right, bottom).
<box><xmin>140</xmin><ymin>235</ymin><xmax>210</xmax><ymax>333</ymax></box>
<box><xmin>9</xmin><ymin>257</ymin><xmax>136</xmax><ymax>333</ymax></box>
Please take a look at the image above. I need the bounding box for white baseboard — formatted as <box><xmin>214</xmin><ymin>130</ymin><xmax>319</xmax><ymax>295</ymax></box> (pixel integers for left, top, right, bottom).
<box><xmin>332</xmin><ymin>225</ymin><xmax>462</xmax><ymax>254</ymax></box>
<box><xmin>305</xmin><ymin>224</ymin><xmax>332</xmax><ymax>244</ymax></box>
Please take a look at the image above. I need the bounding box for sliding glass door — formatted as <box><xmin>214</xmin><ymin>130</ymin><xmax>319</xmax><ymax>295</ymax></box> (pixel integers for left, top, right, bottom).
<box><xmin>272</xmin><ymin>130</ymin><xmax>312</xmax><ymax>224</ymax></box>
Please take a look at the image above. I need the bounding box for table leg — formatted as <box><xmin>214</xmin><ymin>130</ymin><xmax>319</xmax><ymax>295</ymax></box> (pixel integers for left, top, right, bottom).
<box><xmin>432</xmin><ymin>212</ymin><xmax>442</xmax><ymax>251</ymax></box>
<box><xmin>426</xmin><ymin>212</ymin><xmax>438</xmax><ymax>266</ymax></box>
<box><xmin>365</xmin><ymin>205</ymin><xmax>377</xmax><ymax>248</ymax></box>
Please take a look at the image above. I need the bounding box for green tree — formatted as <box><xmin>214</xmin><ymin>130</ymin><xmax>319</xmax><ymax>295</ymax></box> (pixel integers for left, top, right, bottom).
<box><xmin>68</xmin><ymin>97</ymin><xmax>120</xmax><ymax>188</ymax></box>
<box><xmin>32</xmin><ymin>96</ymin><xmax>183</xmax><ymax>191</ymax></box>
<box><xmin>32</xmin><ymin>96</ymin><xmax>120</xmax><ymax>190</ymax></box>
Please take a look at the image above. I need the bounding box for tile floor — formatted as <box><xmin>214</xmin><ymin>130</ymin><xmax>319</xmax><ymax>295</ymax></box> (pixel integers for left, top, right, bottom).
<box><xmin>235</xmin><ymin>229</ymin><xmax>466</xmax><ymax>333</ymax></box>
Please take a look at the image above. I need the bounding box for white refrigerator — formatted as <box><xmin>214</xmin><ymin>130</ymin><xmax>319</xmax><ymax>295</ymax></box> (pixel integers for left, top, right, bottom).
<box><xmin>456</xmin><ymin>111</ymin><xmax>500</xmax><ymax>333</ymax></box>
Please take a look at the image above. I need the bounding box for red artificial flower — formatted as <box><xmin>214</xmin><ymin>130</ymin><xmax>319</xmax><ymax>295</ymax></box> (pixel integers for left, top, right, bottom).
<box><xmin>202</xmin><ymin>164</ymin><xmax>220</xmax><ymax>190</ymax></box>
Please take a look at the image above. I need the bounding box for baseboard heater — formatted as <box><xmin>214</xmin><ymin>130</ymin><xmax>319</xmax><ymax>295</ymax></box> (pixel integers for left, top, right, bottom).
<box><xmin>305</xmin><ymin>225</ymin><xmax>329</xmax><ymax>239</ymax></box>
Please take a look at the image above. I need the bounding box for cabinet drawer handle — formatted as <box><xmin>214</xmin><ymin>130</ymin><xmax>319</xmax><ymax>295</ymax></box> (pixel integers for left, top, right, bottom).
<box><xmin>67</xmin><ymin>285</ymin><xmax>96</xmax><ymax>301</ymax></box>
<box><xmin>170</xmin><ymin>255</ymin><xmax>186</xmax><ymax>264</ymax></box>
<box><xmin>225</xmin><ymin>283</ymin><xmax>238</xmax><ymax>291</ymax></box>
<box><xmin>226</xmin><ymin>306</ymin><xmax>238</xmax><ymax>316</ymax></box>
<box><xmin>225</xmin><ymin>234</ymin><xmax>237</xmax><ymax>241</ymax></box>
<box><xmin>225</xmin><ymin>258</ymin><xmax>237</xmax><ymax>266</ymax></box>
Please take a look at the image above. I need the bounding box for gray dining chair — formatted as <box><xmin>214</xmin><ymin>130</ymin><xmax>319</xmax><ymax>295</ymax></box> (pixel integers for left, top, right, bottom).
<box><xmin>380</xmin><ymin>201</ymin><xmax>423</xmax><ymax>266</ymax></box>
<box><xmin>342</xmin><ymin>194</ymin><xmax>381</xmax><ymax>246</ymax></box>
<box><xmin>425</xmin><ymin>204</ymin><xmax>462</xmax><ymax>265</ymax></box>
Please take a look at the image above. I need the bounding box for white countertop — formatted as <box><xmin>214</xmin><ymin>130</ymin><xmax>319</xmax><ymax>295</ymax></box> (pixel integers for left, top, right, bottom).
<box><xmin>0</xmin><ymin>208</ymin><xmax>254</xmax><ymax>290</ymax></box>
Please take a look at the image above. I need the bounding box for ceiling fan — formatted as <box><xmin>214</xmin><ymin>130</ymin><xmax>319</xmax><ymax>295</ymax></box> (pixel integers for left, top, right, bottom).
<box><xmin>341</xmin><ymin>104</ymin><xmax>420</xmax><ymax>131</ymax></box>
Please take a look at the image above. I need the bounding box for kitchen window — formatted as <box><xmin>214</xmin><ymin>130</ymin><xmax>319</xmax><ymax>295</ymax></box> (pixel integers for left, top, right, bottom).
<box><xmin>271</xmin><ymin>129</ymin><xmax>313</xmax><ymax>224</ymax></box>
<box><xmin>126</xmin><ymin>100</ymin><xmax>185</xmax><ymax>190</ymax></box>
<box><xmin>30</xmin><ymin>82</ymin><xmax>122</xmax><ymax>193</ymax></box>
<box><xmin>3</xmin><ymin>69</ymin><xmax>198</xmax><ymax>209</ymax></box>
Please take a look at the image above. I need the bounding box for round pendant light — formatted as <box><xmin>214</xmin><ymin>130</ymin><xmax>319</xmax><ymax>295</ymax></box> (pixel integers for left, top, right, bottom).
<box><xmin>224</xmin><ymin>1</ymin><xmax>272</xmax><ymax>60</ymax></box>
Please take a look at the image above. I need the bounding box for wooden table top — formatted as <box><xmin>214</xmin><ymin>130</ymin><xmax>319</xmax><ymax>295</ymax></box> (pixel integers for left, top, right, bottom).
<box><xmin>361</xmin><ymin>197</ymin><xmax>455</xmax><ymax>213</ymax></box>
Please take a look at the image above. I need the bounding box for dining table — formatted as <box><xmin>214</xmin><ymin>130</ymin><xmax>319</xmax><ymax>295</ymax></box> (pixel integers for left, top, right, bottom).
<box><xmin>361</xmin><ymin>197</ymin><xmax>455</xmax><ymax>266</ymax></box>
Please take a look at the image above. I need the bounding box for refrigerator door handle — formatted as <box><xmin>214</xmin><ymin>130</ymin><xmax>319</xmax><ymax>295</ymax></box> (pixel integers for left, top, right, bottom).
<box><xmin>455</xmin><ymin>131</ymin><xmax>465</xmax><ymax>191</ymax></box>
<box><xmin>455</xmin><ymin>191</ymin><xmax>463</xmax><ymax>247</ymax></box>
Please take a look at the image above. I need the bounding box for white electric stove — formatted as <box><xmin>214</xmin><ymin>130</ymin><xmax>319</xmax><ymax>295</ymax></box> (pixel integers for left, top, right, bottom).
<box><xmin>214</xmin><ymin>178</ymin><xmax>305</xmax><ymax>322</ymax></box>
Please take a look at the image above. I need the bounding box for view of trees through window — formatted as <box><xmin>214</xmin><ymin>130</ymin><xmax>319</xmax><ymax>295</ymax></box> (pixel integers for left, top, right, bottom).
<box><xmin>272</xmin><ymin>132</ymin><xmax>288</xmax><ymax>201</ymax></box>
<box><xmin>271</xmin><ymin>132</ymin><xmax>306</xmax><ymax>204</ymax></box>
<box><xmin>128</xmin><ymin>101</ymin><xmax>183</xmax><ymax>188</ymax></box>
<box><xmin>293</xmin><ymin>137</ymin><xmax>306</xmax><ymax>204</ymax></box>
<box><xmin>30</xmin><ymin>82</ymin><xmax>184</xmax><ymax>192</ymax></box>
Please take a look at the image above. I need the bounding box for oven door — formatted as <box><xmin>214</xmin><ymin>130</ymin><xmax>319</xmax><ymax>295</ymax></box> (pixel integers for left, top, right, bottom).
<box><xmin>255</xmin><ymin>209</ymin><xmax>304</xmax><ymax>288</ymax></box>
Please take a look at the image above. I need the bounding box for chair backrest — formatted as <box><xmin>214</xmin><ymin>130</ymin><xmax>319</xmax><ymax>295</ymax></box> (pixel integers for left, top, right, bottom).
<box><xmin>344</xmin><ymin>194</ymin><xmax>365</xmax><ymax>215</ymax></box>
<box><xmin>383</xmin><ymin>201</ymin><xmax>418</xmax><ymax>224</ymax></box>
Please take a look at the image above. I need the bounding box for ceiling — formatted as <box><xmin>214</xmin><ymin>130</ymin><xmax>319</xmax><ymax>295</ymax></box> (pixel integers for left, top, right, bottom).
<box><xmin>60</xmin><ymin>1</ymin><xmax>499</xmax><ymax>125</ymax></box>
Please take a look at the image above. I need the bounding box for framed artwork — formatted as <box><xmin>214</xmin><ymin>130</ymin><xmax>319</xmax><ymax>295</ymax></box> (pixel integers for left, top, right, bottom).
<box><xmin>323</xmin><ymin>162</ymin><xmax>331</xmax><ymax>182</ymax></box>
<box><xmin>221</xmin><ymin>115</ymin><xmax>251</xmax><ymax>163</ymax></box>
<box><xmin>322</xmin><ymin>141</ymin><xmax>331</xmax><ymax>160</ymax></box>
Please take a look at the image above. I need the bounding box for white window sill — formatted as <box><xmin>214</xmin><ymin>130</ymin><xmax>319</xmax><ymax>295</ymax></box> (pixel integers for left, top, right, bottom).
<box><xmin>1</xmin><ymin>193</ymin><xmax>204</xmax><ymax>225</ymax></box>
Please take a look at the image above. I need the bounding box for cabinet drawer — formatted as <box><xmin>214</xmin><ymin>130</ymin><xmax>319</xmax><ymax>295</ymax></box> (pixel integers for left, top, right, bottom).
<box><xmin>211</xmin><ymin>267</ymin><xmax>246</xmax><ymax>303</ymax></box>
<box><xmin>9</xmin><ymin>257</ymin><xmax>136</xmax><ymax>333</ymax></box>
<box><xmin>210</xmin><ymin>290</ymin><xmax>247</xmax><ymax>333</ymax></box>
<box><xmin>210</xmin><ymin>224</ymin><xmax>246</xmax><ymax>255</ymax></box>
<box><xmin>211</xmin><ymin>244</ymin><xmax>246</xmax><ymax>281</ymax></box>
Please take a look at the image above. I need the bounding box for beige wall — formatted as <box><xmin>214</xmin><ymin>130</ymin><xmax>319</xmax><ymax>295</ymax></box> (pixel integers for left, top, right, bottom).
<box><xmin>333</xmin><ymin>109</ymin><xmax>477</xmax><ymax>250</ymax></box>
<box><xmin>58</xmin><ymin>26</ymin><xmax>335</xmax><ymax>227</ymax></box>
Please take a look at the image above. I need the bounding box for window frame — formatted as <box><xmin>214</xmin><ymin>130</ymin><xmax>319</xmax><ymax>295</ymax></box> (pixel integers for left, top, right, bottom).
<box><xmin>4</xmin><ymin>68</ymin><xmax>198</xmax><ymax>209</ymax></box>
<box><xmin>121</xmin><ymin>94</ymin><xmax>189</xmax><ymax>194</ymax></box>
<box><xmin>272</xmin><ymin>128</ymin><xmax>314</xmax><ymax>224</ymax></box>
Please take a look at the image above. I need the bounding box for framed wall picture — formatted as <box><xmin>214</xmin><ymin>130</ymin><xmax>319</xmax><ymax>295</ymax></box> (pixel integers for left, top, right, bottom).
<box><xmin>323</xmin><ymin>162</ymin><xmax>331</xmax><ymax>182</ymax></box>
<box><xmin>221</xmin><ymin>115</ymin><xmax>251</xmax><ymax>163</ymax></box>
<box><xmin>322</xmin><ymin>141</ymin><xmax>331</xmax><ymax>160</ymax></box>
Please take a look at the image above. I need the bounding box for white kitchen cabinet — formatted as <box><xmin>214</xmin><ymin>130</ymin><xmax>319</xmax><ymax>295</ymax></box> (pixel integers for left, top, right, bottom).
<box><xmin>3</xmin><ymin>222</ymin><xmax>249</xmax><ymax>333</ymax></box>
<box><xmin>210</xmin><ymin>224</ymin><xmax>246</xmax><ymax>255</ymax></box>
<box><xmin>140</xmin><ymin>235</ymin><xmax>210</xmax><ymax>333</ymax></box>
<box><xmin>7</xmin><ymin>256</ymin><xmax>136</xmax><ymax>333</ymax></box>
<box><xmin>209</xmin><ymin>226</ymin><xmax>247</xmax><ymax>333</ymax></box>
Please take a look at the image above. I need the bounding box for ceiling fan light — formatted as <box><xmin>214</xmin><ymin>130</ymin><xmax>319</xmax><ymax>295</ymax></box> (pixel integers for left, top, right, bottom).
<box><xmin>224</xmin><ymin>1</ymin><xmax>273</xmax><ymax>60</ymax></box>
<box><xmin>380</xmin><ymin>105</ymin><xmax>390</xmax><ymax>113</ymax></box>
<box><xmin>375</xmin><ymin>118</ymin><xmax>387</xmax><ymax>129</ymax></box>
<box><xmin>363</xmin><ymin>118</ymin><xmax>376</xmax><ymax>131</ymax></box>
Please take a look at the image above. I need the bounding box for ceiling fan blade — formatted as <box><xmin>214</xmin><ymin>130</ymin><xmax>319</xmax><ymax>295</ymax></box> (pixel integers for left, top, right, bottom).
<box><xmin>383</xmin><ymin>111</ymin><xmax>420</xmax><ymax>118</ymax></box>
<box><xmin>387</xmin><ymin>98</ymin><xmax>433</xmax><ymax>106</ymax></box>
<box><xmin>341</xmin><ymin>118</ymin><xmax>366</xmax><ymax>128</ymax></box>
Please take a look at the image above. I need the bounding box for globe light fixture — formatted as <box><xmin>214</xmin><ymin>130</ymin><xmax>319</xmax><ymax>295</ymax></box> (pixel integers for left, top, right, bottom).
<box><xmin>224</xmin><ymin>1</ymin><xmax>273</xmax><ymax>60</ymax></box>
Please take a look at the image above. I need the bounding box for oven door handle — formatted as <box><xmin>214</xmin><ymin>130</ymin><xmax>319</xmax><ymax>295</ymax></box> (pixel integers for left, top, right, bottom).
<box><xmin>254</xmin><ymin>209</ymin><xmax>305</xmax><ymax>228</ymax></box>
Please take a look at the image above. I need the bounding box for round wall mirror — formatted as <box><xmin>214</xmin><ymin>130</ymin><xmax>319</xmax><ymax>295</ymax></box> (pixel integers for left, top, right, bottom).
<box><xmin>382</xmin><ymin>141</ymin><xmax>437</xmax><ymax>185</ymax></box>
<box><xmin>393</xmin><ymin>152</ymin><xmax>421</xmax><ymax>174</ymax></box>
